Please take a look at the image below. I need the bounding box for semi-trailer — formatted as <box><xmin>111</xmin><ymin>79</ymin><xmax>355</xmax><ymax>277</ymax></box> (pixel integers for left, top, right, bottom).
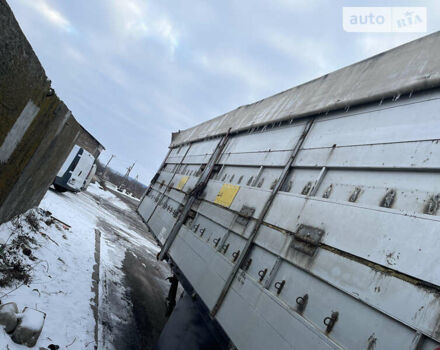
<box><xmin>139</xmin><ymin>32</ymin><xmax>440</xmax><ymax>350</ymax></box>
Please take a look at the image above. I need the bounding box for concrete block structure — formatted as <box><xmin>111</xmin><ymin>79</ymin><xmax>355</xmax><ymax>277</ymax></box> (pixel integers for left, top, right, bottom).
<box><xmin>0</xmin><ymin>0</ymin><xmax>103</xmax><ymax>224</ymax></box>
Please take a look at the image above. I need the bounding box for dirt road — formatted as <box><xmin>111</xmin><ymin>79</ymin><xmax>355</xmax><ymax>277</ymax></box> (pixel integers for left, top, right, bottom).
<box><xmin>87</xmin><ymin>186</ymin><xmax>170</xmax><ymax>350</ymax></box>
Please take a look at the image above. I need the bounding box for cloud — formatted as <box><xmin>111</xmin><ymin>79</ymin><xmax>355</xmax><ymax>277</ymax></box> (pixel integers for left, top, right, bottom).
<box><xmin>8</xmin><ymin>0</ymin><xmax>439</xmax><ymax>184</ymax></box>
<box><xmin>263</xmin><ymin>31</ymin><xmax>334</xmax><ymax>79</ymax></box>
<box><xmin>155</xmin><ymin>18</ymin><xmax>179</xmax><ymax>54</ymax></box>
<box><xmin>273</xmin><ymin>0</ymin><xmax>319</xmax><ymax>13</ymax></box>
<box><xmin>26</xmin><ymin>0</ymin><xmax>72</xmax><ymax>32</ymax></box>
<box><xmin>202</xmin><ymin>53</ymin><xmax>269</xmax><ymax>90</ymax></box>
<box><xmin>64</xmin><ymin>46</ymin><xmax>85</xmax><ymax>64</ymax></box>
<box><xmin>355</xmin><ymin>33</ymin><xmax>424</xmax><ymax>58</ymax></box>
<box><xmin>109</xmin><ymin>0</ymin><xmax>179</xmax><ymax>56</ymax></box>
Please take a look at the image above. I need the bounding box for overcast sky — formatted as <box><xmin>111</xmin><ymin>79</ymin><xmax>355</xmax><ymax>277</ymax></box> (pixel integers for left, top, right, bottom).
<box><xmin>8</xmin><ymin>0</ymin><xmax>440</xmax><ymax>183</ymax></box>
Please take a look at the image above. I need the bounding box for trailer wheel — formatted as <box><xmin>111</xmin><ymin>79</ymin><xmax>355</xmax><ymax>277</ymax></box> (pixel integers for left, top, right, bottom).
<box><xmin>53</xmin><ymin>184</ymin><xmax>68</xmax><ymax>193</ymax></box>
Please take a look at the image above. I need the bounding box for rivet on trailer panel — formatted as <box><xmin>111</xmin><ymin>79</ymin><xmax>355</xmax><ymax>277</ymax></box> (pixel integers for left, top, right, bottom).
<box><xmin>274</xmin><ymin>280</ymin><xmax>286</xmax><ymax>295</ymax></box>
<box><xmin>246</xmin><ymin>176</ymin><xmax>254</xmax><ymax>186</ymax></box>
<box><xmin>301</xmin><ymin>182</ymin><xmax>312</xmax><ymax>195</ymax></box>
<box><xmin>367</xmin><ymin>334</ymin><xmax>377</xmax><ymax>350</ymax></box>
<box><xmin>349</xmin><ymin>187</ymin><xmax>361</xmax><ymax>202</ymax></box>
<box><xmin>296</xmin><ymin>294</ymin><xmax>308</xmax><ymax>314</ymax></box>
<box><xmin>322</xmin><ymin>184</ymin><xmax>333</xmax><ymax>199</ymax></box>
<box><xmin>380</xmin><ymin>189</ymin><xmax>396</xmax><ymax>208</ymax></box>
<box><xmin>323</xmin><ymin>312</ymin><xmax>339</xmax><ymax>333</ymax></box>
<box><xmin>424</xmin><ymin>194</ymin><xmax>440</xmax><ymax>215</ymax></box>
<box><xmin>213</xmin><ymin>237</ymin><xmax>221</xmax><ymax>248</ymax></box>
<box><xmin>221</xmin><ymin>243</ymin><xmax>230</xmax><ymax>254</ymax></box>
<box><xmin>232</xmin><ymin>250</ymin><xmax>240</xmax><ymax>262</ymax></box>
<box><xmin>258</xmin><ymin>268</ymin><xmax>268</xmax><ymax>282</ymax></box>
<box><xmin>199</xmin><ymin>228</ymin><xmax>205</xmax><ymax>237</ymax></box>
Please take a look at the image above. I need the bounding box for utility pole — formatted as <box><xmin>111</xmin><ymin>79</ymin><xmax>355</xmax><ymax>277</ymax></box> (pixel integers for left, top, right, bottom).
<box><xmin>118</xmin><ymin>161</ymin><xmax>136</xmax><ymax>191</ymax></box>
<box><xmin>102</xmin><ymin>154</ymin><xmax>115</xmax><ymax>179</ymax></box>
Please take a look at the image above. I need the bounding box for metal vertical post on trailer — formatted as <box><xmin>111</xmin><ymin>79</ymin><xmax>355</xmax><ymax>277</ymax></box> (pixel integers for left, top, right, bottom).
<box><xmin>145</xmin><ymin>145</ymin><xmax>193</xmax><ymax>224</ymax></box>
<box><xmin>158</xmin><ymin>131</ymin><xmax>231</xmax><ymax>260</ymax></box>
<box><xmin>211</xmin><ymin>119</ymin><xmax>314</xmax><ymax>316</ymax></box>
<box><xmin>138</xmin><ymin>148</ymin><xmax>172</xmax><ymax>205</ymax></box>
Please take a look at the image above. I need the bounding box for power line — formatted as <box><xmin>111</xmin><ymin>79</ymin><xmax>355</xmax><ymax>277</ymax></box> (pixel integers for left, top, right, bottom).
<box><xmin>118</xmin><ymin>161</ymin><xmax>136</xmax><ymax>191</ymax></box>
<box><xmin>102</xmin><ymin>154</ymin><xmax>115</xmax><ymax>179</ymax></box>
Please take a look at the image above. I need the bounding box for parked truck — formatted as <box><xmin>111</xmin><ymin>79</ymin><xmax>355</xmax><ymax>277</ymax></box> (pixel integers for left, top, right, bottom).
<box><xmin>138</xmin><ymin>32</ymin><xmax>440</xmax><ymax>349</ymax></box>
<box><xmin>53</xmin><ymin>145</ymin><xmax>96</xmax><ymax>193</ymax></box>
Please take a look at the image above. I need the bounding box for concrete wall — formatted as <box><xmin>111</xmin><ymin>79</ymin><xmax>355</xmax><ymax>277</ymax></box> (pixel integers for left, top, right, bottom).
<box><xmin>76</xmin><ymin>127</ymin><xmax>104</xmax><ymax>159</ymax></box>
<box><xmin>0</xmin><ymin>0</ymin><xmax>100</xmax><ymax>223</ymax></box>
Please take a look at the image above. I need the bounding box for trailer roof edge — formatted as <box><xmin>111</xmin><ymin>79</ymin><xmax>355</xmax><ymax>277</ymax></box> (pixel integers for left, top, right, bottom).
<box><xmin>170</xmin><ymin>31</ymin><xmax>440</xmax><ymax>147</ymax></box>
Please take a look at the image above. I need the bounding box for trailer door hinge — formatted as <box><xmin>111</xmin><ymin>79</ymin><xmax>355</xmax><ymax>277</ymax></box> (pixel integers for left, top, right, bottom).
<box><xmin>292</xmin><ymin>225</ymin><xmax>324</xmax><ymax>256</ymax></box>
<box><xmin>236</xmin><ymin>205</ymin><xmax>255</xmax><ymax>226</ymax></box>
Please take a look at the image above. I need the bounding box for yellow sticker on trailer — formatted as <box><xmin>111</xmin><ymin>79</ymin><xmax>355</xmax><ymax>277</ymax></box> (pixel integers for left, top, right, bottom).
<box><xmin>214</xmin><ymin>184</ymin><xmax>240</xmax><ymax>207</ymax></box>
<box><xmin>176</xmin><ymin>176</ymin><xmax>189</xmax><ymax>190</ymax></box>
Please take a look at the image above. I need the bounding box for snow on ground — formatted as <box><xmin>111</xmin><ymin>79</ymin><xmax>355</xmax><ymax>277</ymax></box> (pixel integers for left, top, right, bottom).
<box><xmin>104</xmin><ymin>182</ymin><xmax>140</xmax><ymax>202</ymax></box>
<box><xmin>0</xmin><ymin>182</ymin><xmax>161</xmax><ymax>349</ymax></box>
<box><xmin>87</xmin><ymin>183</ymin><xmax>131</xmax><ymax>211</ymax></box>
<box><xmin>0</xmin><ymin>200</ymin><xmax>96</xmax><ymax>349</ymax></box>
